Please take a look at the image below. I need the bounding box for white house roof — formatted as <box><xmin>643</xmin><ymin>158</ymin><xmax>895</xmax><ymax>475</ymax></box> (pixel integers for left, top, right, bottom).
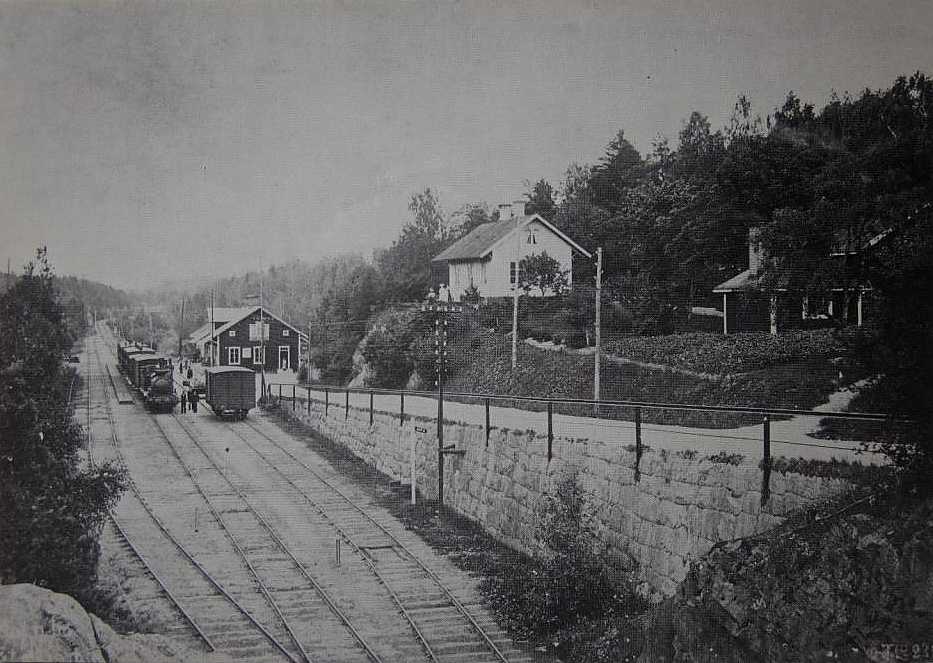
<box><xmin>432</xmin><ymin>214</ymin><xmax>591</xmax><ymax>262</ymax></box>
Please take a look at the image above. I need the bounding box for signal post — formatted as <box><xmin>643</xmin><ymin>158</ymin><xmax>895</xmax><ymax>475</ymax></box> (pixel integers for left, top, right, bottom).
<box><xmin>422</xmin><ymin>302</ymin><xmax>463</xmax><ymax>506</ymax></box>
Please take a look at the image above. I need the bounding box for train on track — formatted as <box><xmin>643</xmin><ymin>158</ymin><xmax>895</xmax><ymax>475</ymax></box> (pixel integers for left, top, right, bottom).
<box><xmin>204</xmin><ymin>366</ymin><xmax>255</xmax><ymax>420</ymax></box>
<box><xmin>116</xmin><ymin>342</ymin><xmax>177</xmax><ymax>413</ymax></box>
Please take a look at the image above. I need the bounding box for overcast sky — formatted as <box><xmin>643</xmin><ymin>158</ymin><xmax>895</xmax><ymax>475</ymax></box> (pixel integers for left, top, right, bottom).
<box><xmin>1</xmin><ymin>0</ymin><xmax>930</xmax><ymax>290</ymax></box>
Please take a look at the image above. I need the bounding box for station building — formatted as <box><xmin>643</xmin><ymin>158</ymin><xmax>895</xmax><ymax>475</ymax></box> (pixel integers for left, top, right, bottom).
<box><xmin>191</xmin><ymin>306</ymin><xmax>307</xmax><ymax>375</ymax></box>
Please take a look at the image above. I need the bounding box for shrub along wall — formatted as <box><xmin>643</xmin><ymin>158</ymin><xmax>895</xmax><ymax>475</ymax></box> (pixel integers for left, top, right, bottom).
<box><xmin>277</xmin><ymin>397</ymin><xmax>853</xmax><ymax>597</ymax></box>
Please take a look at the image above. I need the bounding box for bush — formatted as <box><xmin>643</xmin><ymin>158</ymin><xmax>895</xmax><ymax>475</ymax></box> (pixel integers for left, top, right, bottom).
<box><xmin>706</xmin><ymin>451</ymin><xmax>745</xmax><ymax>465</ymax></box>
<box><xmin>480</xmin><ymin>475</ymin><xmax>647</xmax><ymax>661</ymax></box>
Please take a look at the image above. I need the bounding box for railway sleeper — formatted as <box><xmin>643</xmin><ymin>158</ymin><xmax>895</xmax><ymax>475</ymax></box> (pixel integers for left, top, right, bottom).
<box><xmin>430</xmin><ymin>638</ymin><xmax>502</xmax><ymax>656</ymax></box>
<box><xmin>440</xmin><ymin>652</ymin><xmax>523</xmax><ymax>663</ymax></box>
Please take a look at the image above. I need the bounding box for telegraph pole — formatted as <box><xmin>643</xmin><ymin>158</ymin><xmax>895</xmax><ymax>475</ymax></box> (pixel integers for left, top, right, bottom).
<box><xmin>320</xmin><ymin>308</ymin><xmax>326</xmax><ymax>382</ymax></box>
<box><xmin>210</xmin><ymin>291</ymin><xmax>215</xmax><ymax>366</ymax></box>
<box><xmin>423</xmin><ymin>302</ymin><xmax>463</xmax><ymax>506</ymax></box>
<box><xmin>178</xmin><ymin>293</ymin><xmax>186</xmax><ymax>359</ymax></box>
<box><xmin>259</xmin><ymin>263</ymin><xmax>266</xmax><ymax>397</ymax></box>
<box><xmin>594</xmin><ymin>247</ymin><xmax>603</xmax><ymax>412</ymax></box>
<box><xmin>510</xmin><ymin>210</ymin><xmax>521</xmax><ymax>369</ymax></box>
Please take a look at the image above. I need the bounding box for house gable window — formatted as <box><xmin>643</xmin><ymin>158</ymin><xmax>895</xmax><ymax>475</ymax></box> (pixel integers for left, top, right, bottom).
<box><xmin>283</xmin><ymin>329</ymin><xmax>290</xmax><ymax>337</ymax></box>
<box><xmin>526</xmin><ymin>229</ymin><xmax>537</xmax><ymax>244</ymax></box>
<box><xmin>228</xmin><ymin>347</ymin><xmax>241</xmax><ymax>365</ymax></box>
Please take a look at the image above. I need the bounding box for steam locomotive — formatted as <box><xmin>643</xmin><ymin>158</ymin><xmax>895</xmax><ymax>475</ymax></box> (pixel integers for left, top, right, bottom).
<box><xmin>116</xmin><ymin>342</ymin><xmax>177</xmax><ymax>413</ymax></box>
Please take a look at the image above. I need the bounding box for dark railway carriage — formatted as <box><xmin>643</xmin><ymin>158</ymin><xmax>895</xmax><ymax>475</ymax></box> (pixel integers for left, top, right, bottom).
<box><xmin>204</xmin><ymin>366</ymin><xmax>255</xmax><ymax>420</ymax></box>
<box><xmin>132</xmin><ymin>353</ymin><xmax>168</xmax><ymax>389</ymax></box>
<box><xmin>118</xmin><ymin>344</ymin><xmax>155</xmax><ymax>379</ymax></box>
<box><xmin>144</xmin><ymin>368</ymin><xmax>177</xmax><ymax>413</ymax></box>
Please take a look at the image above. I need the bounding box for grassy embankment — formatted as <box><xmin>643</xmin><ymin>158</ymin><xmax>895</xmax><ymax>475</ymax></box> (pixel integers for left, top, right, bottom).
<box><xmin>439</xmin><ymin>327</ymin><xmax>871</xmax><ymax>428</ymax></box>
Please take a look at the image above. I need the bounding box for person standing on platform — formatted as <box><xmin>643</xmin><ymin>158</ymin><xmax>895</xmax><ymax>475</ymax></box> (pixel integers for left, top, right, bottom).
<box><xmin>180</xmin><ymin>383</ymin><xmax>188</xmax><ymax>413</ymax></box>
<box><xmin>189</xmin><ymin>388</ymin><xmax>198</xmax><ymax>413</ymax></box>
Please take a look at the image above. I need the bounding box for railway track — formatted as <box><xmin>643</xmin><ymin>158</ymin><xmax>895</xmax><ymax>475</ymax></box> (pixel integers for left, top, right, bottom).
<box><xmin>84</xmin><ymin>333</ymin><xmax>300</xmax><ymax>662</ymax></box>
<box><xmin>88</xmin><ymin>323</ymin><xmax>535</xmax><ymax>661</ymax></box>
<box><xmin>144</xmin><ymin>404</ymin><xmax>402</xmax><ymax>662</ymax></box>
<box><xmin>187</xmin><ymin>413</ymin><xmax>533</xmax><ymax>663</ymax></box>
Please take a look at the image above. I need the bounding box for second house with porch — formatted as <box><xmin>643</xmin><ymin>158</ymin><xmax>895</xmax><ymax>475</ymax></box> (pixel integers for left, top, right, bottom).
<box><xmin>192</xmin><ymin>306</ymin><xmax>307</xmax><ymax>374</ymax></box>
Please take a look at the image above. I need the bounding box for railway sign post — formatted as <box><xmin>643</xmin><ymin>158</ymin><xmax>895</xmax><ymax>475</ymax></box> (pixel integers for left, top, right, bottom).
<box><xmin>413</xmin><ymin>426</ymin><xmax>428</xmax><ymax>505</ymax></box>
<box><xmin>421</xmin><ymin>303</ymin><xmax>462</xmax><ymax>506</ymax></box>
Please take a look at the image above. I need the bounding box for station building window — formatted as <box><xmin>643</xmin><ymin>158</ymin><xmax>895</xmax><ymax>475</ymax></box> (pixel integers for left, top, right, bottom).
<box><xmin>228</xmin><ymin>347</ymin><xmax>240</xmax><ymax>365</ymax></box>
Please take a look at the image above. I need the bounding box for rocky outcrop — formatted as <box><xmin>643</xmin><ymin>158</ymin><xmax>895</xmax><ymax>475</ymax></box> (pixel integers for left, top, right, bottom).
<box><xmin>0</xmin><ymin>584</ymin><xmax>208</xmax><ymax>662</ymax></box>
<box><xmin>638</xmin><ymin>495</ymin><xmax>933</xmax><ymax>662</ymax></box>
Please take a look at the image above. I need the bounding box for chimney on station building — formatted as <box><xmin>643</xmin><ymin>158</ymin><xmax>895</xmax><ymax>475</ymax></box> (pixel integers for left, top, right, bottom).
<box><xmin>498</xmin><ymin>203</ymin><xmax>513</xmax><ymax>220</ymax></box>
<box><xmin>512</xmin><ymin>199</ymin><xmax>527</xmax><ymax>217</ymax></box>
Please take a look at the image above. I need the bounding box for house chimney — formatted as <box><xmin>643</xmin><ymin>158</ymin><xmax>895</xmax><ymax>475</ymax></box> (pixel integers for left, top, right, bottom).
<box><xmin>512</xmin><ymin>200</ymin><xmax>526</xmax><ymax>217</ymax></box>
<box><xmin>748</xmin><ymin>227</ymin><xmax>763</xmax><ymax>274</ymax></box>
<box><xmin>498</xmin><ymin>203</ymin><xmax>512</xmax><ymax>220</ymax></box>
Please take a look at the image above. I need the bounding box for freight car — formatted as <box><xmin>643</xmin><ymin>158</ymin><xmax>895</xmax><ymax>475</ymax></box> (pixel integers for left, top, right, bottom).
<box><xmin>204</xmin><ymin>366</ymin><xmax>255</xmax><ymax>420</ymax></box>
<box><xmin>117</xmin><ymin>342</ymin><xmax>154</xmax><ymax>373</ymax></box>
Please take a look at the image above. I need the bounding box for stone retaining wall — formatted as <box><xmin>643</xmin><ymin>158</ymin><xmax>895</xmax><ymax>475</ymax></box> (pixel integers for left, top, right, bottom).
<box><xmin>278</xmin><ymin>397</ymin><xmax>851</xmax><ymax>596</ymax></box>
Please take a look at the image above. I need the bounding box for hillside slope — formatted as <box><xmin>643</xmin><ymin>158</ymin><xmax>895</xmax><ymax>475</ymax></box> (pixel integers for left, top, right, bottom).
<box><xmin>437</xmin><ymin>327</ymin><xmax>867</xmax><ymax>427</ymax></box>
<box><xmin>639</xmin><ymin>489</ymin><xmax>933</xmax><ymax>663</ymax></box>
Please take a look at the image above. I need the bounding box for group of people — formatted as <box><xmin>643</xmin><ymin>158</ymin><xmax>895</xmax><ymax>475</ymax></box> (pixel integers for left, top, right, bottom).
<box><xmin>178</xmin><ymin>359</ymin><xmax>198</xmax><ymax>413</ymax></box>
<box><xmin>426</xmin><ymin>283</ymin><xmax>453</xmax><ymax>303</ymax></box>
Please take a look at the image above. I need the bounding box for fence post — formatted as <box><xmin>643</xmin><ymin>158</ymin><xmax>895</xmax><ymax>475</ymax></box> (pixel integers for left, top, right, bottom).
<box><xmin>547</xmin><ymin>401</ymin><xmax>553</xmax><ymax>462</ymax></box>
<box><xmin>292</xmin><ymin>384</ymin><xmax>296</xmax><ymax>411</ymax></box>
<box><xmin>761</xmin><ymin>415</ymin><xmax>771</xmax><ymax>506</ymax></box>
<box><xmin>400</xmin><ymin>393</ymin><xmax>405</xmax><ymax>425</ymax></box>
<box><xmin>278</xmin><ymin>384</ymin><xmax>282</xmax><ymax>403</ymax></box>
<box><xmin>307</xmin><ymin>386</ymin><xmax>310</xmax><ymax>413</ymax></box>
<box><xmin>345</xmin><ymin>390</ymin><xmax>349</xmax><ymax>420</ymax></box>
<box><xmin>369</xmin><ymin>391</ymin><xmax>374</xmax><ymax>426</ymax></box>
<box><xmin>634</xmin><ymin>407</ymin><xmax>642</xmax><ymax>483</ymax></box>
<box><xmin>484</xmin><ymin>398</ymin><xmax>490</xmax><ymax>446</ymax></box>
<box><xmin>325</xmin><ymin>388</ymin><xmax>329</xmax><ymax>416</ymax></box>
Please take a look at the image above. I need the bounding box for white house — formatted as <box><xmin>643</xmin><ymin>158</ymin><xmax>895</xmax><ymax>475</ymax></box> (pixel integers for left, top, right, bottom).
<box><xmin>432</xmin><ymin>201</ymin><xmax>591</xmax><ymax>301</ymax></box>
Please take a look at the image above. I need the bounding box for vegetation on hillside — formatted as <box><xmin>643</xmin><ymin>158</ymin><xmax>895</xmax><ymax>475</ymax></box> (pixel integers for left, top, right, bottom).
<box><xmin>0</xmin><ymin>249</ymin><xmax>126</xmax><ymax>600</ymax></box>
<box><xmin>603</xmin><ymin>329</ymin><xmax>868</xmax><ymax>376</ymax></box>
<box><xmin>480</xmin><ymin>475</ymin><xmax>648</xmax><ymax>663</ymax></box>
<box><xmin>641</xmin><ymin>485</ymin><xmax>933</xmax><ymax>662</ymax></box>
